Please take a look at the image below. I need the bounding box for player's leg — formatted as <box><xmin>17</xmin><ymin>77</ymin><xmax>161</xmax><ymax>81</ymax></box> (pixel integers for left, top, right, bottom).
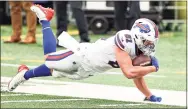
<box><xmin>30</xmin><ymin>5</ymin><xmax>56</xmax><ymax>56</ymax></box>
<box><xmin>24</xmin><ymin>49</ymin><xmax>80</xmax><ymax>80</ymax></box>
<box><xmin>23</xmin><ymin>4</ymin><xmax>56</xmax><ymax>80</ymax></box>
<box><xmin>45</xmin><ymin>50</ymin><xmax>79</xmax><ymax>72</ymax></box>
<box><xmin>45</xmin><ymin>49</ymin><xmax>82</xmax><ymax>79</ymax></box>
<box><xmin>8</xmin><ymin>49</ymin><xmax>80</xmax><ymax>91</ymax></box>
<box><xmin>8</xmin><ymin>5</ymin><xmax>57</xmax><ymax>91</ymax></box>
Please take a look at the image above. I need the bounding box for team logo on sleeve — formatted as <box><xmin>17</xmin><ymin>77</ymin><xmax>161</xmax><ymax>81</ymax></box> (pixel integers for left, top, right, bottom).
<box><xmin>134</xmin><ymin>23</ymin><xmax>151</xmax><ymax>33</ymax></box>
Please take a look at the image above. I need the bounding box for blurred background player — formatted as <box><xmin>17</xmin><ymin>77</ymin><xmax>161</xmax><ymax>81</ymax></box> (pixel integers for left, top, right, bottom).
<box><xmin>4</xmin><ymin>1</ymin><xmax>37</xmax><ymax>44</ymax></box>
<box><xmin>54</xmin><ymin>1</ymin><xmax>90</xmax><ymax>45</ymax></box>
<box><xmin>114</xmin><ymin>1</ymin><xmax>140</xmax><ymax>31</ymax></box>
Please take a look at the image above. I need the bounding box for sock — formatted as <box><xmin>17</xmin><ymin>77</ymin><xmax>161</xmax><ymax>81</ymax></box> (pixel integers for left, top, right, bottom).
<box><xmin>41</xmin><ymin>20</ymin><xmax>56</xmax><ymax>55</ymax></box>
<box><xmin>24</xmin><ymin>64</ymin><xmax>51</xmax><ymax>80</ymax></box>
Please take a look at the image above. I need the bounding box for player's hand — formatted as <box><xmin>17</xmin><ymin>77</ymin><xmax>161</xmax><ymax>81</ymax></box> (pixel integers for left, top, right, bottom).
<box><xmin>150</xmin><ymin>56</ymin><xmax>159</xmax><ymax>72</ymax></box>
<box><xmin>144</xmin><ymin>95</ymin><xmax>162</xmax><ymax>102</ymax></box>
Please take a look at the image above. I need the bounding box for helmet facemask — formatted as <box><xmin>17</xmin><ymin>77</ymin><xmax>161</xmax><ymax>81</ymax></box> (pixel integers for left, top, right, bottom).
<box><xmin>134</xmin><ymin>34</ymin><xmax>157</xmax><ymax>56</ymax></box>
<box><xmin>140</xmin><ymin>39</ymin><xmax>158</xmax><ymax>56</ymax></box>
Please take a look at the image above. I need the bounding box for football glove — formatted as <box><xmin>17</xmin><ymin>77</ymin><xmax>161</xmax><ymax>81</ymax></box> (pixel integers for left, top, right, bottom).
<box><xmin>150</xmin><ymin>56</ymin><xmax>159</xmax><ymax>72</ymax></box>
<box><xmin>144</xmin><ymin>95</ymin><xmax>162</xmax><ymax>102</ymax></box>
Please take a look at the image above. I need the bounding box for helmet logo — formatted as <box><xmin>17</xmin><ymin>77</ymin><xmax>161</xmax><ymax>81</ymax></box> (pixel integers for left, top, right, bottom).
<box><xmin>135</xmin><ymin>23</ymin><xmax>151</xmax><ymax>33</ymax></box>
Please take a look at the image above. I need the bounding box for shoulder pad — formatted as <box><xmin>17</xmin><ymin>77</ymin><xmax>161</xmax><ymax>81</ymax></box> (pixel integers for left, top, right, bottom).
<box><xmin>114</xmin><ymin>30</ymin><xmax>133</xmax><ymax>51</ymax></box>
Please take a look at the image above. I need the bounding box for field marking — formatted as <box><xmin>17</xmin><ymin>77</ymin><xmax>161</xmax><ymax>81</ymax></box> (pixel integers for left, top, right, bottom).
<box><xmin>1</xmin><ymin>63</ymin><xmax>165</xmax><ymax>78</ymax></box>
<box><xmin>1</xmin><ymin>93</ymin><xmax>33</xmax><ymax>96</ymax></box>
<box><xmin>1</xmin><ymin>58</ymin><xmax>44</xmax><ymax>63</ymax></box>
<box><xmin>99</xmin><ymin>103</ymin><xmax>146</xmax><ymax>107</ymax></box>
<box><xmin>1</xmin><ymin>63</ymin><xmax>37</xmax><ymax>68</ymax></box>
<box><xmin>1</xmin><ymin>77</ymin><xmax>186</xmax><ymax>107</ymax></box>
<box><xmin>21</xmin><ymin>60</ymin><xmax>44</xmax><ymax>63</ymax></box>
<box><xmin>1</xmin><ymin>57</ymin><xmax>15</xmax><ymax>60</ymax></box>
<box><xmin>176</xmin><ymin>72</ymin><xmax>186</xmax><ymax>74</ymax></box>
<box><xmin>1</xmin><ymin>98</ymin><xmax>89</xmax><ymax>104</ymax></box>
<box><xmin>1</xmin><ymin>30</ymin><xmax>78</xmax><ymax>40</ymax></box>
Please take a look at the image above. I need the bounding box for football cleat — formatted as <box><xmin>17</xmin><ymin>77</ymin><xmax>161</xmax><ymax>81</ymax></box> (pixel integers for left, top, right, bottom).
<box><xmin>8</xmin><ymin>65</ymin><xmax>29</xmax><ymax>91</ymax></box>
<box><xmin>30</xmin><ymin>4</ymin><xmax>54</xmax><ymax>21</ymax></box>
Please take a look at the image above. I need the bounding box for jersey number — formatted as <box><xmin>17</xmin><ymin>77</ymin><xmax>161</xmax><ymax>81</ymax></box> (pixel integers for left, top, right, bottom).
<box><xmin>125</xmin><ymin>34</ymin><xmax>132</xmax><ymax>43</ymax></box>
<box><xmin>108</xmin><ymin>61</ymin><xmax>120</xmax><ymax>68</ymax></box>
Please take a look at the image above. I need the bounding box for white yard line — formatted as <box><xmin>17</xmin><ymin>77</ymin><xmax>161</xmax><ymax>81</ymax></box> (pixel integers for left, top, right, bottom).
<box><xmin>1</xmin><ymin>63</ymin><xmax>165</xmax><ymax>78</ymax></box>
<box><xmin>1</xmin><ymin>77</ymin><xmax>186</xmax><ymax>107</ymax></box>
<box><xmin>1</xmin><ymin>94</ymin><xmax>33</xmax><ymax>96</ymax></box>
<box><xmin>1</xmin><ymin>99</ymin><xmax>90</xmax><ymax>103</ymax></box>
<box><xmin>99</xmin><ymin>103</ymin><xmax>146</xmax><ymax>107</ymax></box>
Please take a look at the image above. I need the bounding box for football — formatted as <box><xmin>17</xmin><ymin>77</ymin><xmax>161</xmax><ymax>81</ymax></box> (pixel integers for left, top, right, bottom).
<box><xmin>132</xmin><ymin>54</ymin><xmax>152</xmax><ymax>66</ymax></box>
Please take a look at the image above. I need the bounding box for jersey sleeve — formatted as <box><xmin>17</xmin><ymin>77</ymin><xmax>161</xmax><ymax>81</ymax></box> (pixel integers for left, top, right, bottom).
<box><xmin>114</xmin><ymin>30</ymin><xmax>133</xmax><ymax>52</ymax></box>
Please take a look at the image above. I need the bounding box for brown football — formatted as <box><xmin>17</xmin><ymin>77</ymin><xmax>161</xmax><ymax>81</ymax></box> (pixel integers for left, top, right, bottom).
<box><xmin>132</xmin><ymin>54</ymin><xmax>151</xmax><ymax>66</ymax></box>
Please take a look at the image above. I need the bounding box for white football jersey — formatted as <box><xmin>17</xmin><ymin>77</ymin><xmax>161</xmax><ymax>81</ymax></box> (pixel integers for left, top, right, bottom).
<box><xmin>77</xmin><ymin>30</ymin><xmax>140</xmax><ymax>76</ymax></box>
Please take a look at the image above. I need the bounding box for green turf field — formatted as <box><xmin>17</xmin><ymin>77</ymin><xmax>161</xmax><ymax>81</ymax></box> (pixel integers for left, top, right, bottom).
<box><xmin>1</xmin><ymin>25</ymin><xmax>187</xmax><ymax>108</ymax></box>
<box><xmin>1</xmin><ymin>92</ymin><xmax>183</xmax><ymax>108</ymax></box>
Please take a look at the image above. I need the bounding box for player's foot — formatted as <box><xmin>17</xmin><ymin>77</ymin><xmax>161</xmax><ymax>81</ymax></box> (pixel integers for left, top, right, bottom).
<box><xmin>8</xmin><ymin>65</ymin><xmax>29</xmax><ymax>91</ymax></box>
<box><xmin>30</xmin><ymin>4</ymin><xmax>54</xmax><ymax>21</ymax></box>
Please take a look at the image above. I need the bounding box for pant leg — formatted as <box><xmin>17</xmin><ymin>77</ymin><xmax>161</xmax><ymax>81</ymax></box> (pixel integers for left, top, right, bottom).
<box><xmin>22</xmin><ymin>1</ymin><xmax>36</xmax><ymax>38</ymax></box>
<box><xmin>127</xmin><ymin>1</ymin><xmax>140</xmax><ymax>30</ymax></box>
<box><xmin>114</xmin><ymin>1</ymin><xmax>128</xmax><ymax>31</ymax></box>
<box><xmin>9</xmin><ymin>1</ymin><xmax>22</xmax><ymax>40</ymax></box>
<box><xmin>54</xmin><ymin>1</ymin><xmax>68</xmax><ymax>37</ymax></box>
<box><xmin>45</xmin><ymin>49</ymin><xmax>80</xmax><ymax>73</ymax></box>
<box><xmin>46</xmin><ymin>49</ymin><xmax>90</xmax><ymax>80</ymax></box>
<box><xmin>70</xmin><ymin>1</ymin><xmax>90</xmax><ymax>42</ymax></box>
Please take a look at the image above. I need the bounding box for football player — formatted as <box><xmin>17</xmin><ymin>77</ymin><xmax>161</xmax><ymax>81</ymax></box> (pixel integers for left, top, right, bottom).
<box><xmin>8</xmin><ymin>5</ymin><xmax>161</xmax><ymax>102</ymax></box>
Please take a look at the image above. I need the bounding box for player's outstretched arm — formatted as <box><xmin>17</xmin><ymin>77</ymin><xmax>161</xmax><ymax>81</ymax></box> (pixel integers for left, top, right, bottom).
<box><xmin>133</xmin><ymin>77</ymin><xmax>152</xmax><ymax>98</ymax></box>
<box><xmin>115</xmin><ymin>46</ymin><xmax>156</xmax><ymax>79</ymax></box>
<box><xmin>134</xmin><ymin>77</ymin><xmax>162</xmax><ymax>102</ymax></box>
